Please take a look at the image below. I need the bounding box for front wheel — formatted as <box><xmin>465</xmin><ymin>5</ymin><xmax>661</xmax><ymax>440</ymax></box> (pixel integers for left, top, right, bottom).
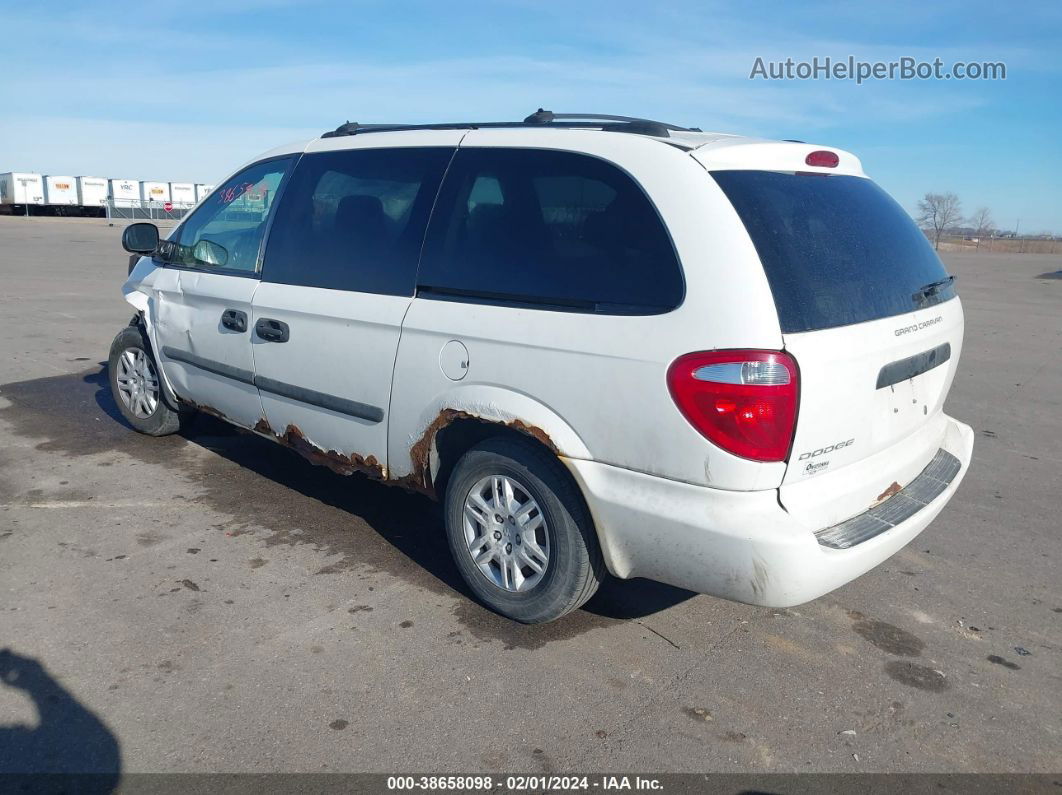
<box><xmin>443</xmin><ymin>436</ymin><xmax>603</xmax><ymax>623</ymax></box>
<box><xmin>107</xmin><ymin>325</ymin><xmax>185</xmax><ymax>436</ymax></box>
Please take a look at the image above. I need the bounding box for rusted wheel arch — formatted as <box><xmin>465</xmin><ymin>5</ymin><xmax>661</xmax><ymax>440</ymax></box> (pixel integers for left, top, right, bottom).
<box><xmin>409</xmin><ymin>410</ymin><xmax>561</xmax><ymax>498</ymax></box>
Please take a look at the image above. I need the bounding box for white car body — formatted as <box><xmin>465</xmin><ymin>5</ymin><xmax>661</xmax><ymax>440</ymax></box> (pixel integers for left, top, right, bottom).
<box><xmin>121</xmin><ymin>119</ymin><xmax>973</xmax><ymax>609</ymax></box>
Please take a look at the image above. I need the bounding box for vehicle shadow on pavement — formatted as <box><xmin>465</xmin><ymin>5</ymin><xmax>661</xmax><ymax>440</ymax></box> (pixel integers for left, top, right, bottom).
<box><xmin>0</xmin><ymin>648</ymin><xmax>121</xmax><ymax>791</ymax></box>
<box><xmin>3</xmin><ymin>365</ymin><xmax>695</xmax><ymax>623</ymax></box>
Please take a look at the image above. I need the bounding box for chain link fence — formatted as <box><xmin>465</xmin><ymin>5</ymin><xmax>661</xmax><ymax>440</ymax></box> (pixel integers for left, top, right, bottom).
<box><xmin>104</xmin><ymin>200</ymin><xmax>196</xmax><ymax>223</ymax></box>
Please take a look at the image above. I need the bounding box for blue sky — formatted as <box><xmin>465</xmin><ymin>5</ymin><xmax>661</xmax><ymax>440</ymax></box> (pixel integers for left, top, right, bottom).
<box><xmin>1</xmin><ymin>0</ymin><xmax>1059</xmax><ymax>232</ymax></box>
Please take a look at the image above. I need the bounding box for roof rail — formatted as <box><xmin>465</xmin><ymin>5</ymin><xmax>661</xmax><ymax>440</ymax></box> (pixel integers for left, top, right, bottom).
<box><xmin>522</xmin><ymin>109</ymin><xmax>698</xmax><ymax>137</ymax></box>
<box><xmin>320</xmin><ymin>109</ymin><xmax>699</xmax><ymax>139</ymax></box>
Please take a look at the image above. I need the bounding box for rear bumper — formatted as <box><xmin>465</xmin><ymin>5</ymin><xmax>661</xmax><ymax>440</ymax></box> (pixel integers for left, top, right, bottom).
<box><xmin>564</xmin><ymin>415</ymin><xmax>974</xmax><ymax>607</ymax></box>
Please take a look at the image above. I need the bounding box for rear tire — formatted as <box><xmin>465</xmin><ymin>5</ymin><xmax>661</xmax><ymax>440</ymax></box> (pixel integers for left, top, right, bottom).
<box><xmin>107</xmin><ymin>325</ymin><xmax>185</xmax><ymax>436</ymax></box>
<box><xmin>443</xmin><ymin>436</ymin><xmax>603</xmax><ymax>623</ymax></box>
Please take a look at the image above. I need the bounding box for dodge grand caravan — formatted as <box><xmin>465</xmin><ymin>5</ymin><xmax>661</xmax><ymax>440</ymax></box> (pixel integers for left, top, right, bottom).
<box><xmin>111</xmin><ymin>110</ymin><xmax>974</xmax><ymax>623</ymax></box>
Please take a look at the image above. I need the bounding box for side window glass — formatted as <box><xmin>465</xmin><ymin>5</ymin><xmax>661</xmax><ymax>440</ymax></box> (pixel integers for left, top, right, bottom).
<box><xmin>261</xmin><ymin>147</ymin><xmax>454</xmax><ymax>295</ymax></box>
<box><xmin>419</xmin><ymin>149</ymin><xmax>683</xmax><ymax>313</ymax></box>
<box><xmin>162</xmin><ymin>158</ymin><xmax>290</xmax><ymax>272</ymax></box>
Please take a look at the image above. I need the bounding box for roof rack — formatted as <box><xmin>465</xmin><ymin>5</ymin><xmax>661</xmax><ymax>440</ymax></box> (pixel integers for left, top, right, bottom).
<box><xmin>321</xmin><ymin>109</ymin><xmax>699</xmax><ymax>139</ymax></box>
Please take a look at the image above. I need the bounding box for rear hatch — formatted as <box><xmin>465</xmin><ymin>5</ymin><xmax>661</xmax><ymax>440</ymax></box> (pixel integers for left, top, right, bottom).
<box><xmin>709</xmin><ymin>167</ymin><xmax>963</xmax><ymax>528</ymax></box>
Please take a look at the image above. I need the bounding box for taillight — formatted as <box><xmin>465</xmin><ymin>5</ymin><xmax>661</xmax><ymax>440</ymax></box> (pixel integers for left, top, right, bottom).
<box><xmin>805</xmin><ymin>150</ymin><xmax>839</xmax><ymax>168</ymax></box>
<box><xmin>667</xmin><ymin>350</ymin><xmax>799</xmax><ymax>462</ymax></box>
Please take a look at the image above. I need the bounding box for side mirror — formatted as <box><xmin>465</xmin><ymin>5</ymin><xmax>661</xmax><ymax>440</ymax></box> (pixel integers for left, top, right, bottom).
<box><xmin>122</xmin><ymin>222</ymin><xmax>160</xmax><ymax>254</ymax></box>
<box><xmin>193</xmin><ymin>238</ymin><xmax>228</xmax><ymax>268</ymax></box>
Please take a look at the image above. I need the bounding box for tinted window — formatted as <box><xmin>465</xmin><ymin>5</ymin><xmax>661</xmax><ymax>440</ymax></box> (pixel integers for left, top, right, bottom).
<box><xmin>164</xmin><ymin>158</ymin><xmax>291</xmax><ymax>272</ymax></box>
<box><xmin>712</xmin><ymin>170</ymin><xmax>955</xmax><ymax>333</ymax></box>
<box><xmin>419</xmin><ymin>149</ymin><xmax>682</xmax><ymax>313</ymax></box>
<box><xmin>262</xmin><ymin>147</ymin><xmax>454</xmax><ymax>295</ymax></box>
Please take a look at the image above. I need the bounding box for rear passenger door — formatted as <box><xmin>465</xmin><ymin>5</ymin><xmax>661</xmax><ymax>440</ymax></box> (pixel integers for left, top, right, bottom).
<box><xmin>388</xmin><ymin>141</ymin><xmax>686</xmax><ymax>482</ymax></box>
<box><xmin>253</xmin><ymin>142</ymin><xmax>455</xmax><ymax>473</ymax></box>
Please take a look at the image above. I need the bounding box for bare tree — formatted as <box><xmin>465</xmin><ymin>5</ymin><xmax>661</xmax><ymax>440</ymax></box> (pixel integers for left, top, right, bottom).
<box><xmin>968</xmin><ymin>206</ymin><xmax>995</xmax><ymax>249</ymax></box>
<box><xmin>917</xmin><ymin>192</ymin><xmax>963</xmax><ymax>250</ymax></box>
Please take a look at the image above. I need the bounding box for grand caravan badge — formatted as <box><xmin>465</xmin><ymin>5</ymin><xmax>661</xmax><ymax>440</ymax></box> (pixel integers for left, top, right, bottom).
<box><xmin>894</xmin><ymin>315</ymin><xmax>942</xmax><ymax>336</ymax></box>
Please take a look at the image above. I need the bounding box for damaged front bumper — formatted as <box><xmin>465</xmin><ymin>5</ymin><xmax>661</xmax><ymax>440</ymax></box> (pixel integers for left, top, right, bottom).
<box><xmin>563</xmin><ymin>416</ymin><xmax>974</xmax><ymax>607</ymax></box>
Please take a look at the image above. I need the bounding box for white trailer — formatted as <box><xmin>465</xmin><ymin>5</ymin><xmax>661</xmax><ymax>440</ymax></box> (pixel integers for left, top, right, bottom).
<box><xmin>140</xmin><ymin>181</ymin><xmax>170</xmax><ymax>204</ymax></box>
<box><xmin>44</xmin><ymin>176</ymin><xmax>79</xmax><ymax>206</ymax></box>
<box><xmin>109</xmin><ymin>179</ymin><xmax>141</xmax><ymax>207</ymax></box>
<box><xmin>169</xmin><ymin>182</ymin><xmax>196</xmax><ymax>206</ymax></box>
<box><xmin>0</xmin><ymin>172</ymin><xmax>45</xmax><ymax>206</ymax></box>
<box><xmin>76</xmin><ymin>176</ymin><xmax>109</xmax><ymax>207</ymax></box>
<box><xmin>195</xmin><ymin>183</ymin><xmax>215</xmax><ymax>202</ymax></box>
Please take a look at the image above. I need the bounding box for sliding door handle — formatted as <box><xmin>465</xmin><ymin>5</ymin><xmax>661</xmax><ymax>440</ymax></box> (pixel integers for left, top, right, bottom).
<box><xmin>255</xmin><ymin>318</ymin><xmax>289</xmax><ymax>343</ymax></box>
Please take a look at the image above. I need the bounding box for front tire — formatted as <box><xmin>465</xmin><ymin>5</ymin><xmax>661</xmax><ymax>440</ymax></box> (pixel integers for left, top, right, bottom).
<box><xmin>443</xmin><ymin>436</ymin><xmax>603</xmax><ymax>623</ymax></box>
<box><xmin>107</xmin><ymin>325</ymin><xmax>184</xmax><ymax>436</ymax></box>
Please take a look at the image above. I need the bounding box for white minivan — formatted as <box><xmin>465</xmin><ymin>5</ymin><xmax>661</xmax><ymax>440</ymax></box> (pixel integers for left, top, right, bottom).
<box><xmin>112</xmin><ymin>111</ymin><xmax>973</xmax><ymax>623</ymax></box>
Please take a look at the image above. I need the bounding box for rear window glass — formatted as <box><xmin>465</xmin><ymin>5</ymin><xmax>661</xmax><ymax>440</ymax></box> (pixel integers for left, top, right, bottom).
<box><xmin>419</xmin><ymin>148</ymin><xmax>683</xmax><ymax>313</ymax></box>
<box><xmin>711</xmin><ymin>170</ymin><xmax>955</xmax><ymax>333</ymax></box>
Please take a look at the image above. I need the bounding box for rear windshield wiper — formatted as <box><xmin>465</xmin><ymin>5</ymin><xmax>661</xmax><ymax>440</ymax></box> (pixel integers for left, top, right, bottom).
<box><xmin>913</xmin><ymin>275</ymin><xmax>955</xmax><ymax>305</ymax></box>
<box><xmin>917</xmin><ymin>275</ymin><xmax>955</xmax><ymax>295</ymax></box>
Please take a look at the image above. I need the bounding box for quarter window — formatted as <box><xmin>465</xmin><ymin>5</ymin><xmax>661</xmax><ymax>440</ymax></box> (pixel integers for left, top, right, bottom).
<box><xmin>262</xmin><ymin>147</ymin><xmax>454</xmax><ymax>295</ymax></box>
<box><xmin>419</xmin><ymin>148</ymin><xmax>683</xmax><ymax>313</ymax></box>
<box><xmin>164</xmin><ymin>158</ymin><xmax>290</xmax><ymax>272</ymax></box>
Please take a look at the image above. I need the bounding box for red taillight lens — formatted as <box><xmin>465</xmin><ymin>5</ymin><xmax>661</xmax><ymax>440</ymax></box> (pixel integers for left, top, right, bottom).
<box><xmin>667</xmin><ymin>350</ymin><xmax>799</xmax><ymax>462</ymax></box>
<box><xmin>805</xmin><ymin>150</ymin><xmax>839</xmax><ymax>168</ymax></box>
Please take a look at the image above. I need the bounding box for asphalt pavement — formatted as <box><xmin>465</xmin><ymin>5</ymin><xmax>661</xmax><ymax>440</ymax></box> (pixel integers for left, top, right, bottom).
<box><xmin>0</xmin><ymin>216</ymin><xmax>1058</xmax><ymax>775</ymax></box>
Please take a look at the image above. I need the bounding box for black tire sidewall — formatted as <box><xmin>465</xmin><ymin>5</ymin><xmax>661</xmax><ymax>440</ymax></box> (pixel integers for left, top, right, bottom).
<box><xmin>107</xmin><ymin>326</ymin><xmax>180</xmax><ymax>436</ymax></box>
<box><xmin>444</xmin><ymin>438</ymin><xmax>597</xmax><ymax>623</ymax></box>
